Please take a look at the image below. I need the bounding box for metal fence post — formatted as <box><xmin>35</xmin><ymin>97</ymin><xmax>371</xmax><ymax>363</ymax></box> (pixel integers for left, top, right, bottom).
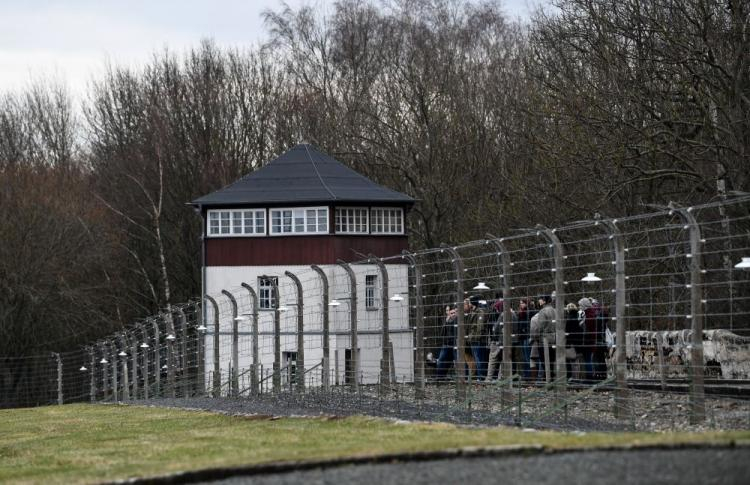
<box><xmin>487</xmin><ymin>234</ymin><xmax>514</xmax><ymax>407</ymax></box>
<box><xmin>194</xmin><ymin>302</ymin><xmax>206</xmax><ymax>396</ymax></box>
<box><xmin>166</xmin><ymin>311</ymin><xmax>177</xmax><ymax>398</ymax></box>
<box><xmin>52</xmin><ymin>352</ymin><xmax>62</xmax><ymax>405</ymax></box>
<box><xmin>336</xmin><ymin>261</ymin><xmax>359</xmax><ymax>391</ymax></box>
<box><xmin>222</xmin><ymin>290</ymin><xmax>239</xmax><ymax>397</ymax></box>
<box><xmin>441</xmin><ymin>244</ymin><xmax>466</xmax><ymax>401</ymax></box>
<box><xmin>285</xmin><ymin>271</ymin><xmax>305</xmax><ymax>392</ymax></box>
<box><xmin>204</xmin><ymin>295</ymin><xmax>221</xmax><ymax>397</ymax></box>
<box><xmin>402</xmin><ymin>251</ymin><xmax>424</xmax><ymax>399</ymax></box>
<box><xmin>369</xmin><ymin>256</ymin><xmax>392</xmax><ymax>386</ymax></box>
<box><xmin>597</xmin><ymin>216</ymin><xmax>630</xmax><ymax>418</ymax></box>
<box><xmin>538</xmin><ymin>226</ymin><xmax>567</xmax><ymax>394</ymax></box>
<box><xmin>671</xmin><ymin>203</ymin><xmax>706</xmax><ymax>423</ymax></box>
<box><xmin>311</xmin><ymin>266</ymin><xmax>330</xmax><ymax>391</ymax></box>
<box><xmin>150</xmin><ymin>318</ymin><xmax>161</xmax><ymax>397</ymax></box>
<box><xmin>241</xmin><ymin>283</ymin><xmax>260</xmax><ymax>395</ymax></box>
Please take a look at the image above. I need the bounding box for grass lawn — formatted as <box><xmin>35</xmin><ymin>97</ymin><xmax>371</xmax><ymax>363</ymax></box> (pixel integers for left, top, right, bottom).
<box><xmin>1</xmin><ymin>404</ymin><xmax>748</xmax><ymax>484</ymax></box>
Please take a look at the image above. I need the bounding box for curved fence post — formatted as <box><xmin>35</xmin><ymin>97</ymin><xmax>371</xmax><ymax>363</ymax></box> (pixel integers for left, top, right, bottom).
<box><xmin>99</xmin><ymin>341</ymin><xmax>109</xmax><ymax>401</ymax></box>
<box><xmin>175</xmin><ymin>307</ymin><xmax>187</xmax><ymax>397</ymax></box>
<box><xmin>311</xmin><ymin>266</ymin><xmax>330</xmax><ymax>391</ymax></box>
<box><xmin>130</xmin><ymin>330</ymin><xmax>139</xmax><ymax>399</ymax></box>
<box><xmin>150</xmin><ymin>318</ymin><xmax>161</xmax><ymax>397</ymax></box>
<box><xmin>118</xmin><ymin>334</ymin><xmax>130</xmax><ymax>401</ymax></box>
<box><xmin>670</xmin><ymin>203</ymin><xmax>705</xmax><ymax>423</ymax></box>
<box><xmin>88</xmin><ymin>346</ymin><xmax>96</xmax><ymax>402</ymax></box>
<box><xmin>402</xmin><ymin>251</ymin><xmax>424</xmax><ymax>399</ymax></box>
<box><xmin>138</xmin><ymin>323</ymin><xmax>150</xmax><ymax>400</ymax></box>
<box><xmin>241</xmin><ymin>283</ymin><xmax>260</xmax><ymax>395</ymax></box>
<box><xmin>222</xmin><ymin>289</ymin><xmax>239</xmax><ymax>397</ymax></box>
<box><xmin>336</xmin><ymin>261</ymin><xmax>359</xmax><ymax>390</ymax></box>
<box><xmin>204</xmin><ymin>295</ymin><xmax>221</xmax><ymax>397</ymax></box>
<box><xmin>369</xmin><ymin>255</ymin><xmax>393</xmax><ymax>386</ymax></box>
<box><xmin>260</xmin><ymin>275</ymin><xmax>282</xmax><ymax>393</ymax></box>
<box><xmin>109</xmin><ymin>341</ymin><xmax>118</xmax><ymax>402</ymax></box>
<box><xmin>487</xmin><ymin>234</ymin><xmax>514</xmax><ymax>406</ymax></box>
<box><xmin>538</xmin><ymin>226</ymin><xmax>567</xmax><ymax>394</ymax></box>
<box><xmin>441</xmin><ymin>244</ymin><xmax>466</xmax><ymax>401</ymax></box>
<box><xmin>285</xmin><ymin>271</ymin><xmax>306</xmax><ymax>392</ymax></box>
<box><xmin>596</xmin><ymin>216</ymin><xmax>630</xmax><ymax>418</ymax></box>
<box><xmin>52</xmin><ymin>352</ymin><xmax>62</xmax><ymax>405</ymax></box>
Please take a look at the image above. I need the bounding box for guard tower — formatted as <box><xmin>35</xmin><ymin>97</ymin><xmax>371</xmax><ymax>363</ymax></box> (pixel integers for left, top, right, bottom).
<box><xmin>191</xmin><ymin>144</ymin><xmax>414</xmax><ymax>387</ymax></box>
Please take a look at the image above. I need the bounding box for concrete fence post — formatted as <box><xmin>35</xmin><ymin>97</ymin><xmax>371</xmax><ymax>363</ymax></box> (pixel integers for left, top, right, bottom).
<box><xmin>285</xmin><ymin>271</ymin><xmax>306</xmax><ymax>392</ymax></box>
<box><xmin>222</xmin><ymin>290</ymin><xmax>240</xmax><ymax>397</ymax></box>
<box><xmin>138</xmin><ymin>323</ymin><xmax>149</xmax><ymax>400</ymax></box>
<box><xmin>369</xmin><ymin>255</ymin><xmax>393</xmax><ymax>386</ymax></box>
<box><xmin>88</xmin><ymin>346</ymin><xmax>96</xmax><ymax>402</ymax></box>
<box><xmin>177</xmin><ymin>308</ymin><xmax>188</xmax><ymax>397</ymax></box>
<box><xmin>241</xmin><ymin>283</ymin><xmax>260</xmax><ymax>395</ymax></box>
<box><xmin>110</xmin><ymin>341</ymin><xmax>118</xmax><ymax>402</ymax></box>
<box><xmin>194</xmin><ymin>302</ymin><xmax>206</xmax><ymax>396</ymax></box>
<box><xmin>204</xmin><ymin>295</ymin><xmax>221</xmax><ymax>397</ymax></box>
<box><xmin>310</xmin><ymin>266</ymin><xmax>331</xmax><ymax>391</ymax></box>
<box><xmin>401</xmin><ymin>251</ymin><xmax>424</xmax><ymax>399</ymax></box>
<box><xmin>99</xmin><ymin>341</ymin><xmax>109</xmax><ymax>401</ymax></box>
<box><xmin>670</xmin><ymin>203</ymin><xmax>706</xmax><ymax>423</ymax></box>
<box><xmin>441</xmin><ymin>244</ymin><xmax>466</xmax><ymax>402</ymax></box>
<box><xmin>538</xmin><ymin>226</ymin><xmax>567</xmax><ymax>395</ymax></box>
<box><xmin>118</xmin><ymin>334</ymin><xmax>130</xmax><ymax>401</ymax></box>
<box><xmin>150</xmin><ymin>318</ymin><xmax>161</xmax><ymax>397</ymax></box>
<box><xmin>130</xmin><ymin>329</ymin><xmax>139</xmax><ymax>399</ymax></box>
<box><xmin>166</xmin><ymin>311</ymin><xmax>176</xmax><ymax>398</ymax></box>
<box><xmin>486</xmin><ymin>234</ymin><xmax>514</xmax><ymax>407</ymax></box>
<box><xmin>336</xmin><ymin>261</ymin><xmax>359</xmax><ymax>391</ymax></box>
<box><xmin>261</xmin><ymin>275</ymin><xmax>282</xmax><ymax>393</ymax></box>
<box><xmin>597</xmin><ymin>216</ymin><xmax>630</xmax><ymax>418</ymax></box>
<box><xmin>52</xmin><ymin>352</ymin><xmax>62</xmax><ymax>405</ymax></box>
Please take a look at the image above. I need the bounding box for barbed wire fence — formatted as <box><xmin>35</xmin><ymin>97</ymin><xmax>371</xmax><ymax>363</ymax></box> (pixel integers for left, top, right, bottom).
<box><xmin>3</xmin><ymin>197</ymin><xmax>750</xmax><ymax>431</ymax></box>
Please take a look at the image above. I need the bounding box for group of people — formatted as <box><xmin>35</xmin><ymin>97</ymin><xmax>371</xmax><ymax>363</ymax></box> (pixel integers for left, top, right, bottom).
<box><xmin>433</xmin><ymin>293</ymin><xmax>611</xmax><ymax>383</ymax></box>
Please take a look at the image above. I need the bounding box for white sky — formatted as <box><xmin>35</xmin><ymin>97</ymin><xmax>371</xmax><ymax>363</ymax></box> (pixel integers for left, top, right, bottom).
<box><xmin>0</xmin><ymin>0</ymin><xmax>536</xmax><ymax>98</ymax></box>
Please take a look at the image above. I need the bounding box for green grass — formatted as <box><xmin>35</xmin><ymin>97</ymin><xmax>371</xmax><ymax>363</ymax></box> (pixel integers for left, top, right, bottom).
<box><xmin>1</xmin><ymin>404</ymin><xmax>748</xmax><ymax>484</ymax></box>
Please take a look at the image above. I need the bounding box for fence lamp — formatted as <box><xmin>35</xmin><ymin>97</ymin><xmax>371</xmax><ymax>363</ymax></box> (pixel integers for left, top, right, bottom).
<box><xmin>735</xmin><ymin>257</ymin><xmax>750</xmax><ymax>269</ymax></box>
<box><xmin>581</xmin><ymin>272</ymin><xmax>602</xmax><ymax>282</ymax></box>
<box><xmin>99</xmin><ymin>358</ymin><xmax>108</xmax><ymax>364</ymax></box>
<box><xmin>140</xmin><ymin>342</ymin><xmax>149</xmax><ymax>349</ymax></box>
<box><xmin>473</xmin><ymin>282</ymin><xmax>491</xmax><ymax>291</ymax></box>
<box><xmin>328</xmin><ymin>299</ymin><xmax>341</xmax><ymax>307</ymax></box>
<box><xmin>389</xmin><ymin>293</ymin><xmax>404</xmax><ymax>302</ymax></box>
<box><xmin>166</xmin><ymin>334</ymin><xmax>176</xmax><ymax>341</ymax></box>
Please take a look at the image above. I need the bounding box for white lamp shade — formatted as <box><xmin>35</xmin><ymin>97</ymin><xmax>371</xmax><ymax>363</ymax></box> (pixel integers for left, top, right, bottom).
<box><xmin>140</xmin><ymin>342</ymin><xmax>150</xmax><ymax>348</ymax></box>
<box><xmin>118</xmin><ymin>351</ymin><xmax>127</xmax><ymax>357</ymax></box>
<box><xmin>581</xmin><ymin>272</ymin><xmax>602</xmax><ymax>282</ymax></box>
<box><xmin>234</xmin><ymin>316</ymin><xmax>250</xmax><ymax>321</ymax></box>
<box><xmin>328</xmin><ymin>299</ymin><xmax>341</xmax><ymax>307</ymax></box>
<box><xmin>100</xmin><ymin>358</ymin><xmax>108</xmax><ymax>364</ymax></box>
<box><xmin>473</xmin><ymin>282</ymin><xmax>491</xmax><ymax>291</ymax></box>
<box><xmin>389</xmin><ymin>293</ymin><xmax>404</xmax><ymax>302</ymax></box>
<box><xmin>278</xmin><ymin>306</ymin><xmax>289</xmax><ymax>312</ymax></box>
<box><xmin>735</xmin><ymin>257</ymin><xmax>750</xmax><ymax>269</ymax></box>
<box><xmin>79</xmin><ymin>366</ymin><xmax>88</xmax><ymax>371</ymax></box>
<box><xmin>166</xmin><ymin>334</ymin><xmax>176</xmax><ymax>340</ymax></box>
<box><xmin>197</xmin><ymin>325</ymin><xmax>207</xmax><ymax>331</ymax></box>
<box><xmin>162</xmin><ymin>365</ymin><xmax>168</xmax><ymax>369</ymax></box>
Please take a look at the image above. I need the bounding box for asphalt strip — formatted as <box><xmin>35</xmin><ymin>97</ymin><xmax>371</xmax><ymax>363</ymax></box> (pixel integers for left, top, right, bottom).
<box><xmin>105</xmin><ymin>441</ymin><xmax>750</xmax><ymax>485</ymax></box>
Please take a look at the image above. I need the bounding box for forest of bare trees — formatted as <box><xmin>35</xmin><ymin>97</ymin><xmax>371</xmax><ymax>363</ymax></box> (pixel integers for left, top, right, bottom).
<box><xmin>1</xmin><ymin>0</ymin><xmax>748</xmax><ymax>357</ymax></box>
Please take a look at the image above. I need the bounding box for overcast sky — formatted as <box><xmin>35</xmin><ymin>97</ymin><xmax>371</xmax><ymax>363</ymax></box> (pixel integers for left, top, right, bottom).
<box><xmin>0</xmin><ymin>0</ymin><xmax>536</xmax><ymax>98</ymax></box>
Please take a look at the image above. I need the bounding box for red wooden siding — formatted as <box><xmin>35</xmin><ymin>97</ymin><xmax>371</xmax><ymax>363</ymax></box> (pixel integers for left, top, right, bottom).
<box><xmin>206</xmin><ymin>235</ymin><xmax>409</xmax><ymax>266</ymax></box>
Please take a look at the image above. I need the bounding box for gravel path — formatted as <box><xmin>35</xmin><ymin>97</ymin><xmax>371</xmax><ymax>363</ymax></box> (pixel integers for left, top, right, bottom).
<box><xmin>137</xmin><ymin>383</ymin><xmax>750</xmax><ymax>432</ymax></box>
<box><xmin>199</xmin><ymin>448</ymin><xmax>750</xmax><ymax>485</ymax></box>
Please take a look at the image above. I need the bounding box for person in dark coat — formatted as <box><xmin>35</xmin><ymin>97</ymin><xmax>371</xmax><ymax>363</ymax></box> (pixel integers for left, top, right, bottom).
<box><xmin>578</xmin><ymin>297</ymin><xmax>599</xmax><ymax>382</ymax></box>
<box><xmin>517</xmin><ymin>298</ymin><xmax>533</xmax><ymax>380</ymax></box>
<box><xmin>564</xmin><ymin>303</ymin><xmax>583</xmax><ymax>380</ymax></box>
<box><xmin>436</xmin><ymin>304</ymin><xmax>457</xmax><ymax>380</ymax></box>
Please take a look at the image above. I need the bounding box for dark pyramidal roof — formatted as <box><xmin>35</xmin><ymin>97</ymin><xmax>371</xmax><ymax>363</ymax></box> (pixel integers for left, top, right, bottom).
<box><xmin>192</xmin><ymin>144</ymin><xmax>414</xmax><ymax>207</ymax></box>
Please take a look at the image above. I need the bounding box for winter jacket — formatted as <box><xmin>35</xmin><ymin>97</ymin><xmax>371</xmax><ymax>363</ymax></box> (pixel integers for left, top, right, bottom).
<box><xmin>442</xmin><ymin>315</ymin><xmax>457</xmax><ymax>347</ymax></box>
<box><xmin>466</xmin><ymin>308</ymin><xmax>486</xmax><ymax>344</ymax></box>
<box><xmin>490</xmin><ymin>309</ymin><xmax>518</xmax><ymax>345</ymax></box>
<box><xmin>565</xmin><ymin>309</ymin><xmax>584</xmax><ymax>350</ymax></box>
<box><xmin>532</xmin><ymin>304</ymin><xmax>556</xmax><ymax>344</ymax></box>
